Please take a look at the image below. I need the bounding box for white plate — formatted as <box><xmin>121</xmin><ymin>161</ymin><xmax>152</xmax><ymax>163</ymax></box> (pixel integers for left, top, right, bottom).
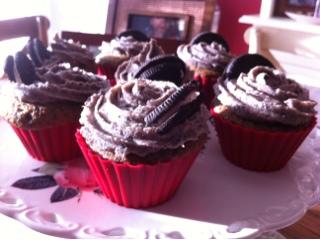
<box><xmin>0</xmin><ymin>119</ymin><xmax>319</xmax><ymax>239</ymax></box>
<box><xmin>285</xmin><ymin>11</ymin><xmax>320</xmax><ymax>25</ymax></box>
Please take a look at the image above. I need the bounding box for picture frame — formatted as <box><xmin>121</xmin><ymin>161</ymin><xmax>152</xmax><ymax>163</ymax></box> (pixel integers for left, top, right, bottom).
<box><xmin>127</xmin><ymin>11</ymin><xmax>191</xmax><ymax>41</ymax></box>
<box><xmin>273</xmin><ymin>0</ymin><xmax>316</xmax><ymax>17</ymax></box>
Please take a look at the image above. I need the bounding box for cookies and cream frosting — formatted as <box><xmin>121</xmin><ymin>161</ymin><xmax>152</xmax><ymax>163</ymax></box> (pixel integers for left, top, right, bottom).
<box><xmin>3</xmin><ymin>63</ymin><xmax>108</xmax><ymax>104</ymax></box>
<box><xmin>115</xmin><ymin>39</ymin><xmax>164</xmax><ymax>83</ymax></box>
<box><xmin>46</xmin><ymin>38</ymin><xmax>95</xmax><ymax>72</ymax></box>
<box><xmin>95</xmin><ymin>36</ymin><xmax>146</xmax><ymax>62</ymax></box>
<box><xmin>177</xmin><ymin>42</ymin><xmax>232</xmax><ymax>73</ymax></box>
<box><xmin>216</xmin><ymin>66</ymin><xmax>317</xmax><ymax>126</ymax></box>
<box><xmin>80</xmin><ymin>79</ymin><xmax>209</xmax><ymax>162</ymax></box>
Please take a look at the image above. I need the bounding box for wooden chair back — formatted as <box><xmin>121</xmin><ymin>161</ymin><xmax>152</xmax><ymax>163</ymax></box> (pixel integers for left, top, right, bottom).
<box><xmin>0</xmin><ymin>16</ymin><xmax>50</xmax><ymax>46</ymax></box>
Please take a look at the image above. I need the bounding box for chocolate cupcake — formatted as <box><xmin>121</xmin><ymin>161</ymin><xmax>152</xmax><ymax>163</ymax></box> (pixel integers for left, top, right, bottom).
<box><xmin>114</xmin><ymin>39</ymin><xmax>164</xmax><ymax>83</ymax></box>
<box><xmin>0</xmin><ymin>52</ymin><xmax>109</xmax><ymax>162</ymax></box>
<box><xmin>95</xmin><ymin>30</ymin><xmax>149</xmax><ymax>81</ymax></box>
<box><xmin>212</xmin><ymin>56</ymin><xmax>317</xmax><ymax>171</ymax></box>
<box><xmin>76</xmin><ymin>79</ymin><xmax>209</xmax><ymax>208</ymax></box>
<box><xmin>177</xmin><ymin>32</ymin><xmax>233</xmax><ymax>108</ymax></box>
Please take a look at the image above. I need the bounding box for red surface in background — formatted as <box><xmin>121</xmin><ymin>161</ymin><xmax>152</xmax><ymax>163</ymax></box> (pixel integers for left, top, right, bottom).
<box><xmin>218</xmin><ymin>0</ymin><xmax>261</xmax><ymax>55</ymax></box>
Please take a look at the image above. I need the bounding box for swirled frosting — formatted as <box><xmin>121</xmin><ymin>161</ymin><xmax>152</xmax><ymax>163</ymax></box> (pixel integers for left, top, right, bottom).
<box><xmin>4</xmin><ymin>63</ymin><xmax>109</xmax><ymax>104</ymax></box>
<box><xmin>216</xmin><ymin>66</ymin><xmax>317</xmax><ymax>126</ymax></box>
<box><xmin>95</xmin><ymin>36</ymin><xmax>146</xmax><ymax>62</ymax></box>
<box><xmin>177</xmin><ymin>42</ymin><xmax>232</xmax><ymax>74</ymax></box>
<box><xmin>80</xmin><ymin>79</ymin><xmax>209</xmax><ymax>162</ymax></box>
<box><xmin>115</xmin><ymin>39</ymin><xmax>164</xmax><ymax>83</ymax></box>
<box><xmin>45</xmin><ymin>38</ymin><xmax>95</xmax><ymax>72</ymax></box>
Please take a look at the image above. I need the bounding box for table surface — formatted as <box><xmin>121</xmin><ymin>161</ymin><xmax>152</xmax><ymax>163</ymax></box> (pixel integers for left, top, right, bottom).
<box><xmin>280</xmin><ymin>205</ymin><xmax>320</xmax><ymax>238</ymax></box>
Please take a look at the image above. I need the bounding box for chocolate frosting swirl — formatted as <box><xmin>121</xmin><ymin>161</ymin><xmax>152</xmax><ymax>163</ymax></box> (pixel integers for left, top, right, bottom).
<box><xmin>45</xmin><ymin>38</ymin><xmax>95</xmax><ymax>72</ymax></box>
<box><xmin>5</xmin><ymin>63</ymin><xmax>109</xmax><ymax>104</ymax></box>
<box><xmin>115</xmin><ymin>39</ymin><xmax>164</xmax><ymax>83</ymax></box>
<box><xmin>216</xmin><ymin>66</ymin><xmax>317</xmax><ymax>126</ymax></box>
<box><xmin>96</xmin><ymin>36</ymin><xmax>146</xmax><ymax>62</ymax></box>
<box><xmin>80</xmin><ymin>79</ymin><xmax>209</xmax><ymax>162</ymax></box>
<box><xmin>177</xmin><ymin>42</ymin><xmax>232</xmax><ymax>74</ymax></box>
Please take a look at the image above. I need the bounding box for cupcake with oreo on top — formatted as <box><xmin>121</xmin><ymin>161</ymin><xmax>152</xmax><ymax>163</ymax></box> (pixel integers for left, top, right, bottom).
<box><xmin>212</xmin><ymin>54</ymin><xmax>317</xmax><ymax>172</ymax></box>
<box><xmin>95</xmin><ymin>30</ymin><xmax>149</xmax><ymax>83</ymax></box>
<box><xmin>26</xmin><ymin>37</ymin><xmax>96</xmax><ymax>73</ymax></box>
<box><xmin>177</xmin><ymin>32</ymin><xmax>233</xmax><ymax>108</ymax></box>
<box><xmin>114</xmin><ymin>38</ymin><xmax>164</xmax><ymax>84</ymax></box>
<box><xmin>76</xmin><ymin>79</ymin><xmax>209</xmax><ymax>208</ymax></box>
<box><xmin>1</xmin><ymin>52</ymin><xmax>109</xmax><ymax>163</ymax></box>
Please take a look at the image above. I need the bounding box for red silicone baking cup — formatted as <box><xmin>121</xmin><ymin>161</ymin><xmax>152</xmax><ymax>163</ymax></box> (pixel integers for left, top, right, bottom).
<box><xmin>193</xmin><ymin>73</ymin><xmax>218</xmax><ymax>109</ymax></box>
<box><xmin>11</xmin><ymin>122</ymin><xmax>81</xmax><ymax>163</ymax></box>
<box><xmin>76</xmin><ymin>131</ymin><xmax>202</xmax><ymax>208</ymax></box>
<box><xmin>211</xmin><ymin>108</ymin><xmax>316</xmax><ymax>172</ymax></box>
<box><xmin>97</xmin><ymin>64</ymin><xmax>116</xmax><ymax>86</ymax></box>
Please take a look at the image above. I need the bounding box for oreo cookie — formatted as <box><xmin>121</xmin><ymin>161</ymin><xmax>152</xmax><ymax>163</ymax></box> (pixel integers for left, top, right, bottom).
<box><xmin>117</xmin><ymin>30</ymin><xmax>149</xmax><ymax>42</ymax></box>
<box><xmin>190</xmin><ymin>32</ymin><xmax>229</xmax><ymax>52</ymax></box>
<box><xmin>157</xmin><ymin>94</ymin><xmax>203</xmax><ymax>135</ymax></box>
<box><xmin>134</xmin><ymin>55</ymin><xmax>186</xmax><ymax>86</ymax></box>
<box><xmin>145</xmin><ymin>80</ymin><xmax>199</xmax><ymax>126</ymax></box>
<box><xmin>4</xmin><ymin>52</ymin><xmax>37</xmax><ymax>85</ymax></box>
<box><xmin>224</xmin><ymin>53</ymin><xmax>275</xmax><ymax>80</ymax></box>
<box><xmin>27</xmin><ymin>38</ymin><xmax>51</xmax><ymax>67</ymax></box>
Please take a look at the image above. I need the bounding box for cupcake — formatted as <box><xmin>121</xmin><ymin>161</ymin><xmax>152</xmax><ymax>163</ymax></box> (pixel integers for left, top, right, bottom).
<box><xmin>26</xmin><ymin>37</ymin><xmax>96</xmax><ymax>73</ymax></box>
<box><xmin>177</xmin><ymin>32</ymin><xmax>233</xmax><ymax>108</ymax></box>
<box><xmin>95</xmin><ymin>30</ymin><xmax>149</xmax><ymax>82</ymax></box>
<box><xmin>212</xmin><ymin>54</ymin><xmax>317</xmax><ymax>172</ymax></box>
<box><xmin>1</xmin><ymin>52</ymin><xmax>109</xmax><ymax>162</ymax></box>
<box><xmin>76</xmin><ymin>79</ymin><xmax>209</xmax><ymax>208</ymax></box>
<box><xmin>114</xmin><ymin>38</ymin><xmax>164</xmax><ymax>83</ymax></box>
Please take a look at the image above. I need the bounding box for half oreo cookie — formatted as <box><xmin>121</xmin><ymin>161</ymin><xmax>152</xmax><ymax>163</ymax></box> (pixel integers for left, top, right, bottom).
<box><xmin>4</xmin><ymin>55</ymin><xmax>15</xmax><ymax>81</ymax></box>
<box><xmin>4</xmin><ymin>52</ymin><xmax>37</xmax><ymax>85</ymax></box>
<box><xmin>118</xmin><ymin>30</ymin><xmax>149</xmax><ymax>42</ymax></box>
<box><xmin>27</xmin><ymin>38</ymin><xmax>51</xmax><ymax>67</ymax></box>
<box><xmin>224</xmin><ymin>53</ymin><xmax>275</xmax><ymax>80</ymax></box>
<box><xmin>134</xmin><ymin>55</ymin><xmax>186</xmax><ymax>86</ymax></box>
<box><xmin>190</xmin><ymin>32</ymin><xmax>229</xmax><ymax>52</ymax></box>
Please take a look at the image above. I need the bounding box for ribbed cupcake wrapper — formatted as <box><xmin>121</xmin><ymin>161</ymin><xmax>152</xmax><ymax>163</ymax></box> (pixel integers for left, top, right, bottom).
<box><xmin>97</xmin><ymin>64</ymin><xmax>116</xmax><ymax>86</ymax></box>
<box><xmin>211</xmin><ymin>109</ymin><xmax>316</xmax><ymax>172</ymax></box>
<box><xmin>76</xmin><ymin>131</ymin><xmax>202</xmax><ymax>208</ymax></box>
<box><xmin>193</xmin><ymin>74</ymin><xmax>218</xmax><ymax>109</ymax></box>
<box><xmin>11</xmin><ymin>123</ymin><xmax>81</xmax><ymax>163</ymax></box>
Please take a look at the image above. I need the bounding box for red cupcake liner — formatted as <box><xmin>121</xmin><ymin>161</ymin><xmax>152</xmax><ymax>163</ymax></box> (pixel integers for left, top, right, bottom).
<box><xmin>11</xmin><ymin>122</ymin><xmax>81</xmax><ymax>163</ymax></box>
<box><xmin>211</xmin><ymin>108</ymin><xmax>316</xmax><ymax>172</ymax></box>
<box><xmin>76</xmin><ymin>131</ymin><xmax>202</xmax><ymax>208</ymax></box>
<box><xmin>97</xmin><ymin>64</ymin><xmax>116</xmax><ymax>86</ymax></box>
<box><xmin>193</xmin><ymin>73</ymin><xmax>218</xmax><ymax>109</ymax></box>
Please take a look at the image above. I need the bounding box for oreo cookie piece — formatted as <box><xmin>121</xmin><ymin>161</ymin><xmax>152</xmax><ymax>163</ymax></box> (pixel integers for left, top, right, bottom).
<box><xmin>134</xmin><ymin>55</ymin><xmax>186</xmax><ymax>86</ymax></box>
<box><xmin>157</xmin><ymin>94</ymin><xmax>203</xmax><ymax>135</ymax></box>
<box><xmin>224</xmin><ymin>53</ymin><xmax>275</xmax><ymax>80</ymax></box>
<box><xmin>4</xmin><ymin>55</ymin><xmax>15</xmax><ymax>81</ymax></box>
<box><xmin>27</xmin><ymin>38</ymin><xmax>51</xmax><ymax>67</ymax></box>
<box><xmin>9</xmin><ymin>52</ymin><xmax>37</xmax><ymax>85</ymax></box>
<box><xmin>191</xmin><ymin>32</ymin><xmax>229</xmax><ymax>52</ymax></box>
<box><xmin>118</xmin><ymin>30</ymin><xmax>149</xmax><ymax>42</ymax></box>
<box><xmin>145</xmin><ymin>80</ymin><xmax>199</xmax><ymax>126</ymax></box>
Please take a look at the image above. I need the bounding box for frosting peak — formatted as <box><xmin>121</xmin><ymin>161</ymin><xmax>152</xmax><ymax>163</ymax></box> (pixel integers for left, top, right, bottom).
<box><xmin>216</xmin><ymin>66</ymin><xmax>317</xmax><ymax>126</ymax></box>
<box><xmin>177</xmin><ymin>41</ymin><xmax>232</xmax><ymax>73</ymax></box>
<box><xmin>5</xmin><ymin>63</ymin><xmax>109</xmax><ymax>104</ymax></box>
